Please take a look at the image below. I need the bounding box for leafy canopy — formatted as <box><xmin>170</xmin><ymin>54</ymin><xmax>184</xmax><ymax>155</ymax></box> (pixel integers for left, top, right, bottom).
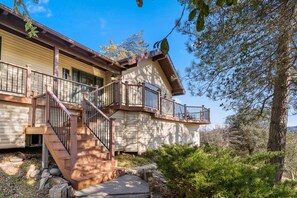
<box><xmin>99</xmin><ymin>31</ymin><xmax>149</xmax><ymax>61</ymax></box>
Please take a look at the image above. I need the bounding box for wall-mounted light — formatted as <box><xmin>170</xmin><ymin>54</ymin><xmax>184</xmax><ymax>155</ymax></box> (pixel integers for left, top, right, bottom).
<box><xmin>111</xmin><ymin>74</ymin><xmax>117</xmax><ymax>81</ymax></box>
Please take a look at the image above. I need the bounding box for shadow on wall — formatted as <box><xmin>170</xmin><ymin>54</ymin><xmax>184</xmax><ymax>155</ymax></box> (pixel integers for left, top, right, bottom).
<box><xmin>123</xmin><ymin>60</ymin><xmax>170</xmax><ymax>97</ymax></box>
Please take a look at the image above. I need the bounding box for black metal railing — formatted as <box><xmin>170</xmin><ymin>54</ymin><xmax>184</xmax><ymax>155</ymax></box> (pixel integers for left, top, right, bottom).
<box><xmin>0</xmin><ymin>61</ymin><xmax>27</xmax><ymax>95</ymax></box>
<box><xmin>31</xmin><ymin>70</ymin><xmax>96</xmax><ymax>104</ymax></box>
<box><xmin>88</xmin><ymin>81</ymin><xmax>118</xmax><ymax>108</ymax></box>
<box><xmin>83</xmin><ymin>98</ymin><xmax>111</xmax><ymax>150</ymax></box>
<box><xmin>47</xmin><ymin>90</ymin><xmax>72</xmax><ymax>154</ymax></box>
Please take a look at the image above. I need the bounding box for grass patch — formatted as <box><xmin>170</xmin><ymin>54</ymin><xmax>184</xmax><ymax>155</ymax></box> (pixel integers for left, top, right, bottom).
<box><xmin>115</xmin><ymin>154</ymin><xmax>153</xmax><ymax>168</ymax></box>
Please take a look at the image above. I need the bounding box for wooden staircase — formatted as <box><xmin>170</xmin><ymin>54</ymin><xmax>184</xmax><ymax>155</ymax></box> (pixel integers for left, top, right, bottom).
<box><xmin>33</xmin><ymin>89</ymin><xmax>123</xmax><ymax>191</ymax></box>
<box><xmin>44</xmin><ymin>126</ymin><xmax>123</xmax><ymax>190</ymax></box>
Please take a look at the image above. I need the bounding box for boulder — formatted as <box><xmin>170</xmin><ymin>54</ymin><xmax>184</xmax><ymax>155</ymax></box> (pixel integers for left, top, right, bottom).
<box><xmin>30</xmin><ymin>169</ymin><xmax>41</xmax><ymax>179</ymax></box>
<box><xmin>49</xmin><ymin>183</ymin><xmax>68</xmax><ymax>198</ymax></box>
<box><xmin>41</xmin><ymin>169</ymin><xmax>51</xmax><ymax>178</ymax></box>
<box><xmin>9</xmin><ymin>156</ymin><xmax>23</xmax><ymax>162</ymax></box>
<box><xmin>49</xmin><ymin>177</ymin><xmax>68</xmax><ymax>187</ymax></box>
<box><xmin>49</xmin><ymin>168</ymin><xmax>61</xmax><ymax>176</ymax></box>
<box><xmin>39</xmin><ymin>177</ymin><xmax>49</xmax><ymax>191</ymax></box>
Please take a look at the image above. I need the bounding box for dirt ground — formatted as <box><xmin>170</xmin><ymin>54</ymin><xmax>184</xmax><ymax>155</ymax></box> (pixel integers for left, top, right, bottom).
<box><xmin>0</xmin><ymin>147</ymin><xmax>44</xmax><ymax>198</ymax></box>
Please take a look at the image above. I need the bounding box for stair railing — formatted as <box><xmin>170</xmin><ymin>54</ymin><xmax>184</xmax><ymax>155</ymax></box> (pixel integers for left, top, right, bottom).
<box><xmin>45</xmin><ymin>86</ymin><xmax>77</xmax><ymax>167</ymax></box>
<box><xmin>82</xmin><ymin>93</ymin><xmax>115</xmax><ymax>160</ymax></box>
<box><xmin>88</xmin><ymin>81</ymin><xmax>120</xmax><ymax>109</ymax></box>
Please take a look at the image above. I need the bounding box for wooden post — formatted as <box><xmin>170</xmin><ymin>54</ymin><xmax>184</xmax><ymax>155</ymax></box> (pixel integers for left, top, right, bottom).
<box><xmin>157</xmin><ymin>91</ymin><xmax>161</xmax><ymax>115</ymax></box>
<box><xmin>82</xmin><ymin>92</ymin><xmax>88</xmax><ymax>126</ymax></box>
<box><xmin>26</xmin><ymin>64</ymin><xmax>32</xmax><ymax>97</ymax></box>
<box><xmin>31</xmin><ymin>91</ymin><xmax>37</xmax><ymax>127</ymax></box>
<box><xmin>109</xmin><ymin>118</ymin><xmax>115</xmax><ymax>160</ymax></box>
<box><xmin>53</xmin><ymin>47</ymin><xmax>59</xmax><ymax>77</ymax></box>
<box><xmin>117</xmin><ymin>80</ymin><xmax>122</xmax><ymax>108</ymax></box>
<box><xmin>94</xmin><ymin>85</ymin><xmax>99</xmax><ymax>107</ymax></box>
<box><xmin>184</xmin><ymin>104</ymin><xmax>187</xmax><ymax>121</ymax></box>
<box><xmin>42</xmin><ymin>85</ymin><xmax>50</xmax><ymax>169</ymax></box>
<box><xmin>42</xmin><ymin>136</ymin><xmax>49</xmax><ymax>169</ymax></box>
<box><xmin>70</xmin><ymin>114</ymin><xmax>78</xmax><ymax>169</ymax></box>
<box><xmin>172</xmin><ymin>100</ymin><xmax>175</xmax><ymax>118</ymax></box>
<box><xmin>142</xmin><ymin>83</ymin><xmax>145</xmax><ymax>108</ymax></box>
<box><xmin>125</xmin><ymin>81</ymin><xmax>129</xmax><ymax>107</ymax></box>
<box><xmin>201</xmin><ymin>105</ymin><xmax>205</xmax><ymax>120</ymax></box>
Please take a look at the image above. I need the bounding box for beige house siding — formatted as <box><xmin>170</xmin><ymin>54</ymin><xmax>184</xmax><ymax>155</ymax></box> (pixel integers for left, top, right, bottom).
<box><xmin>0</xmin><ymin>29</ymin><xmax>54</xmax><ymax>74</ymax></box>
<box><xmin>0</xmin><ymin>101</ymin><xmax>30</xmax><ymax>149</ymax></box>
<box><xmin>59</xmin><ymin>54</ymin><xmax>106</xmax><ymax>81</ymax></box>
<box><xmin>122</xmin><ymin>59</ymin><xmax>172</xmax><ymax>98</ymax></box>
<box><xmin>0</xmin><ymin>29</ymin><xmax>107</xmax><ymax>83</ymax></box>
<box><xmin>112</xmin><ymin>111</ymin><xmax>200</xmax><ymax>153</ymax></box>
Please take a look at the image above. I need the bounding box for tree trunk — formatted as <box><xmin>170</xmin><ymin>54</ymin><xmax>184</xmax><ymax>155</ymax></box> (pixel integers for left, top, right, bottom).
<box><xmin>267</xmin><ymin>0</ymin><xmax>296</xmax><ymax>183</ymax></box>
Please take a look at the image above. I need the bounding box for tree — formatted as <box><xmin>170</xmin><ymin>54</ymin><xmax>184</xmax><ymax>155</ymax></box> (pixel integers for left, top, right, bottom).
<box><xmin>180</xmin><ymin>0</ymin><xmax>297</xmax><ymax>182</ymax></box>
<box><xmin>225</xmin><ymin>110</ymin><xmax>269</xmax><ymax>155</ymax></box>
<box><xmin>99</xmin><ymin>31</ymin><xmax>149</xmax><ymax>61</ymax></box>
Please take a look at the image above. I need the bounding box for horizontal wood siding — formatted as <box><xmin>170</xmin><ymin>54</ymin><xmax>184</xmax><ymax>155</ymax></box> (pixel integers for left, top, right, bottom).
<box><xmin>59</xmin><ymin>54</ymin><xmax>106</xmax><ymax>81</ymax></box>
<box><xmin>0</xmin><ymin>29</ymin><xmax>53</xmax><ymax>74</ymax></box>
<box><xmin>0</xmin><ymin>101</ymin><xmax>29</xmax><ymax>149</ymax></box>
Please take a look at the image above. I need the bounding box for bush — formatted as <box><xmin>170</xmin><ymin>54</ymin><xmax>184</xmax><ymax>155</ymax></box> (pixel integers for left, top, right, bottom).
<box><xmin>151</xmin><ymin>144</ymin><xmax>297</xmax><ymax>198</ymax></box>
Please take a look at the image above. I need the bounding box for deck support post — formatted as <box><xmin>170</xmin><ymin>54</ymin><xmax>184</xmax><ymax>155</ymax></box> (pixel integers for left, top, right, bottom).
<box><xmin>42</xmin><ymin>135</ymin><xmax>49</xmax><ymax>169</ymax></box>
<box><xmin>109</xmin><ymin>118</ymin><xmax>115</xmax><ymax>160</ymax></box>
<box><xmin>117</xmin><ymin>80</ymin><xmax>122</xmax><ymax>108</ymax></box>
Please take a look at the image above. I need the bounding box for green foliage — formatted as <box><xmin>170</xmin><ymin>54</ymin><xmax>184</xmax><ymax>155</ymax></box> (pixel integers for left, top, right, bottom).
<box><xmin>13</xmin><ymin>0</ymin><xmax>39</xmax><ymax>37</ymax></box>
<box><xmin>151</xmin><ymin>144</ymin><xmax>297</xmax><ymax>197</ymax></box>
<box><xmin>100</xmin><ymin>31</ymin><xmax>149</xmax><ymax>61</ymax></box>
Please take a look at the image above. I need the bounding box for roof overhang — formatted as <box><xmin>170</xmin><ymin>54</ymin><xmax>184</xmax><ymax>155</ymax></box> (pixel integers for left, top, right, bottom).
<box><xmin>0</xmin><ymin>4</ymin><xmax>123</xmax><ymax>74</ymax></box>
<box><xmin>118</xmin><ymin>49</ymin><xmax>185</xmax><ymax>96</ymax></box>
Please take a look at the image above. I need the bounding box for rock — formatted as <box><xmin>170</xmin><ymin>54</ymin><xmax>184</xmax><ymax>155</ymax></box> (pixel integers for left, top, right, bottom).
<box><xmin>30</xmin><ymin>169</ymin><xmax>41</xmax><ymax>178</ymax></box>
<box><xmin>49</xmin><ymin>168</ymin><xmax>61</xmax><ymax>176</ymax></box>
<box><xmin>41</xmin><ymin>169</ymin><xmax>51</xmax><ymax>178</ymax></box>
<box><xmin>26</xmin><ymin>165</ymin><xmax>36</xmax><ymax>178</ymax></box>
<box><xmin>9</xmin><ymin>156</ymin><xmax>23</xmax><ymax>162</ymax></box>
<box><xmin>39</xmin><ymin>177</ymin><xmax>49</xmax><ymax>191</ymax></box>
<box><xmin>49</xmin><ymin>177</ymin><xmax>68</xmax><ymax>187</ymax></box>
<box><xmin>49</xmin><ymin>183</ymin><xmax>68</xmax><ymax>198</ymax></box>
<box><xmin>67</xmin><ymin>185</ymin><xmax>74</xmax><ymax>198</ymax></box>
<box><xmin>16</xmin><ymin>152</ymin><xmax>26</xmax><ymax>160</ymax></box>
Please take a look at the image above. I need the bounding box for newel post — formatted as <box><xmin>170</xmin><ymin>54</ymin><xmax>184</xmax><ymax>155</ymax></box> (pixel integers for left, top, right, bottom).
<box><xmin>184</xmin><ymin>104</ymin><xmax>187</xmax><ymax>120</ymax></box>
<box><xmin>157</xmin><ymin>91</ymin><xmax>161</xmax><ymax>115</ymax></box>
<box><xmin>70</xmin><ymin>113</ymin><xmax>78</xmax><ymax>168</ymax></box>
<box><xmin>82</xmin><ymin>92</ymin><xmax>88</xmax><ymax>126</ymax></box>
<box><xmin>94</xmin><ymin>85</ymin><xmax>99</xmax><ymax>107</ymax></box>
<box><xmin>172</xmin><ymin>100</ymin><xmax>175</xmax><ymax>118</ymax></box>
<box><xmin>125</xmin><ymin>81</ymin><xmax>129</xmax><ymax>107</ymax></box>
<box><xmin>42</xmin><ymin>85</ymin><xmax>50</xmax><ymax>169</ymax></box>
<box><xmin>26</xmin><ymin>64</ymin><xmax>32</xmax><ymax>97</ymax></box>
<box><xmin>142</xmin><ymin>82</ymin><xmax>145</xmax><ymax>108</ymax></box>
<box><xmin>201</xmin><ymin>105</ymin><xmax>205</xmax><ymax>120</ymax></box>
<box><xmin>31</xmin><ymin>91</ymin><xmax>37</xmax><ymax>127</ymax></box>
<box><xmin>117</xmin><ymin>80</ymin><xmax>122</xmax><ymax>107</ymax></box>
<box><xmin>109</xmin><ymin>118</ymin><xmax>115</xmax><ymax>160</ymax></box>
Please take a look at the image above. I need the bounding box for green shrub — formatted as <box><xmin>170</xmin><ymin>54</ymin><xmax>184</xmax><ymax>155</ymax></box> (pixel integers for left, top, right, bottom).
<box><xmin>151</xmin><ymin>144</ymin><xmax>297</xmax><ymax>198</ymax></box>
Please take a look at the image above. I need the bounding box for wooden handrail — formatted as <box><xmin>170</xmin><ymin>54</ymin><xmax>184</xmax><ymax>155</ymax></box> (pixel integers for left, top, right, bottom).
<box><xmin>84</xmin><ymin>97</ymin><xmax>110</xmax><ymax>121</ymax></box>
<box><xmin>32</xmin><ymin>70</ymin><xmax>96</xmax><ymax>89</ymax></box>
<box><xmin>47</xmin><ymin>89</ymin><xmax>73</xmax><ymax>117</ymax></box>
<box><xmin>0</xmin><ymin>60</ymin><xmax>29</xmax><ymax>70</ymax></box>
<box><xmin>88</xmin><ymin>81</ymin><xmax>117</xmax><ymax>95</ymax></box>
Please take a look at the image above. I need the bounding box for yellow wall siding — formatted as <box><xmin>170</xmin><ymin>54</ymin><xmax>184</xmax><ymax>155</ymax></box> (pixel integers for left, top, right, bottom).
<box><xmin>59</xmin><ymin>54</ymin><xmax>106</xmax><ymax>82</ymax></box>
<box><xmin>122</xmin><ymin>59</ymin><xmax>173</xmax><ymax>97</ymax></box>
<box><xmin>0</xmin><ymin>29</ymin><xmax>54</xmax><ymax>74</ymax></box>
<box><xmin>0</xmin><ymin>101</ymin><xmax>29</xmax><ymax>149</ymax></box>
<box><xmin>0</xmin><ymin>30</ymin><xmax>107</xmax><ymax>83</ymax></box>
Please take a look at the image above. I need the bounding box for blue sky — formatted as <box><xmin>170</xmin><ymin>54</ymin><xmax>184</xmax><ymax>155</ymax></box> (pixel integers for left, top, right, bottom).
<box><xmin>1</xmin><ymin>0</ymin><xmax>296</xmax><ymax>126</ymax></box>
